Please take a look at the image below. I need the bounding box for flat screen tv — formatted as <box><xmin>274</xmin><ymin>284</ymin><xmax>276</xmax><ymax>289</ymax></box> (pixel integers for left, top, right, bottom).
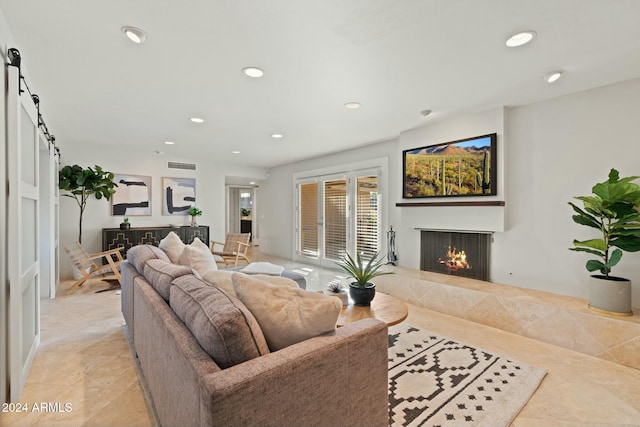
<box><xmin>403</xmin><ymin>133</ymin><xmax>497</xmax><ymax>198</ymax></box>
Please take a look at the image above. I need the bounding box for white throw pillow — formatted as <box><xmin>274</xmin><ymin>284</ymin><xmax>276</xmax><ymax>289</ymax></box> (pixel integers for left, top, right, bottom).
<box><xmin>158</xmin><ymin>231</ymin><xmax>185</xmax><ymax>264</ymax></box>
<box><xmin>179</xmin><ymin>237</ymin><xmax>218</xmax><ymax>277</ymax></box>
<box><xmin>232</xmin><ymin>273</ymin><xmax>341</xmax><ymax>351</ymax></box>
<box><xmin>240</xmin><ymin>262</ymin><xmax>285</xmax><ymax>275</ymax></box>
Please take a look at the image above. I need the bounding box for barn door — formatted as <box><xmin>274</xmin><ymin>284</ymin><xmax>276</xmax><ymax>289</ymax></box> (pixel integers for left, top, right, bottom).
<box><xmin>7</xmin><ymin>64</ymin><xmax>41</xmax><ymax>400</ymax></box>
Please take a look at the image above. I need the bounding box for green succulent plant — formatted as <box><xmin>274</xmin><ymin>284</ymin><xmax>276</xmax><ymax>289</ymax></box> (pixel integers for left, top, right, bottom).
<box><xmin>569</xmin><ymin>168</ymin><xmax>640</xmax><ymax>278</ymax></box>
<box><xmin>335</xmin><ymin>251</ymin><xmax>394</xmax><ymax>288</ymax></box>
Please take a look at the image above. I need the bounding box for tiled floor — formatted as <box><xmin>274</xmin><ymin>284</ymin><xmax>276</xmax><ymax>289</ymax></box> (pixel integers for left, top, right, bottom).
<box><xmin>2</xmin><ymin>250</ymin><xmax>640</xmax><ymax>426</ymax></box>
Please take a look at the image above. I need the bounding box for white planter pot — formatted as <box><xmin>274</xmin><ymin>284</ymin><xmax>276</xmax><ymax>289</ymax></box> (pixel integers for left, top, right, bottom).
<box><xmin>588</xmin><ymin>275</ymin><xmax>632</xmax><ymax>316</ymax></box>
<box><xmin>323</xmin><ymin>290</ymin><xmax>349</xmax><ymax>306</ymax></box>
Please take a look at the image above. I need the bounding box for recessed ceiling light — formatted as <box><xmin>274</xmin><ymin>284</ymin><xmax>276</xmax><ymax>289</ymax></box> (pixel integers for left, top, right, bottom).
<box><xmin>344</xmin><ymin>102</ymin><xmax>361</xmax><ymax>109</ymax></box>
<box><xmin>249</xmin><ymin>181</ymin><xmax>256</xmax><ymax>185</ymax></box>
<box><xmin>232</xmin><ymin>150</ymin><xmax>241</xmax><ymax>154</ymax></box>
<box><xmin>242</xmin><ymin>67</ymin><xmax>264</xmax><ymax>78</ymax></box>
<box><xmin>271</xmin><ymin>133</ymin><xmax>283</xmax><ymax>139</ymax></box>
<box><xmin>164</xmin><ymin>141</ymin><xmax>175</xmax><ymax>145</ymax></box>
<box><xmin>543</xmin><ymin>71</ymin><xmax>563</xmax><ymax>83</ymax></box>
<box><xmin>190</xmin><ymin>117</ymin><xmax>204</xmax><ymax>123</ymax></box>
<box><xmin>420</xmin><ymin>109</ymin><xmax>432</xmax><ymax>117</ymax></box>
<box><xmin>121</xmin><ymin>26</ymin><xmax>148</xmax><ymax>44</ymax></box>
<box><xmin>506</xmin><ymin>31</ymin><xmax>536</xmax><ymax>47</ymax></box>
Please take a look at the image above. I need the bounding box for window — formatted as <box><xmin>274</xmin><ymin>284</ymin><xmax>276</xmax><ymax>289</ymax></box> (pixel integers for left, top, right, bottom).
<box><xmin>297</xmin><ymin>182</ymin><xmax>318</xmax><ymax>256</ymax></box>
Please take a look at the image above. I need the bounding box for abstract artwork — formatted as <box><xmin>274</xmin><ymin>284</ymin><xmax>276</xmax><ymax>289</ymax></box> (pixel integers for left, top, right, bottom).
<box><xmin>163</xmin><ymin>177</ymin><xmax>196</xmax><ymax>215</ymax></box>
<box><xmin>111</xmin><ymin>174</ymin><xmax>151</xmax><ymax>216</ymax></box>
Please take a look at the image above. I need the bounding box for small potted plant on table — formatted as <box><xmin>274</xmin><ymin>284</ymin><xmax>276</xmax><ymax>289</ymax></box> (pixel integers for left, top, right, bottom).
<box><xmin>188</xmin><ymin>207</ymin><xmax>202</xmax><ymax>227</ymax></box>
<box><xmin>120</xmin><ymin>217</ymin><xmax>130</xmax><ymax>230</ymax></box>
<box><xmin>336</xmin><ymin>251</ymin><xmax>394</xmax><ymax>306</ymax></box>
<box><xmin>323</xmin><ymin>281</ymin><xmax>349</xmax><ymax>305</ymax></box>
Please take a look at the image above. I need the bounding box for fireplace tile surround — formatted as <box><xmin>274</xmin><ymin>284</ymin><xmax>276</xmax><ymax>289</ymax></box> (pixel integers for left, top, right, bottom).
<box><xmin>374</xmin><ymin>267</ymin><xmax>640</xmax><ymax>370</ymax></box>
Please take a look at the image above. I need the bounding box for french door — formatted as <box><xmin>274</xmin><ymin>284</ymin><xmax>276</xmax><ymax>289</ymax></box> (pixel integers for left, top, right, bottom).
<box><xmin>295</xmin><ymin>169</ymin><xmax>381</xmax><ymax>268</ymax></box>
<box><xmin>7</xmin><ymin>65</ymin><xmax>41</xmax><ymax>400</ymax></box>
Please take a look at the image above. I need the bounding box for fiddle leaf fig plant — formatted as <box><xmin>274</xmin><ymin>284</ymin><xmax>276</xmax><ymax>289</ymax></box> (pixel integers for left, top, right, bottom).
<box><xmin>568</xmin><ymin>168</ymin><xmax>640</xmax><ymax>279</ymax></box>
<box><xmin>59</xmin><ymin>164</ymin><xmax>117</xmax><ymax>244</ymax></box>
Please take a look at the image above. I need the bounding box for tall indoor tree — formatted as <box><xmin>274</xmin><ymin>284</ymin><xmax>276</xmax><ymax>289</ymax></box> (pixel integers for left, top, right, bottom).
<box><xmin>59</xmin><ymin>164</ymin><xmax>117</xmax><ymax>243</ymax></box>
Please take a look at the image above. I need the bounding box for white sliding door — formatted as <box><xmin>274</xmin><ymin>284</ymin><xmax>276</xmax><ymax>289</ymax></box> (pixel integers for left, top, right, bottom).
<box><xmin>7</xmin><ymin>65</ymin><xmax>41</xmax><ymax>400</ymax></box>
<box><xmin>295</xmin><ymin>168</ymin><xmax>381</xmax><ymax>267</ymax></box>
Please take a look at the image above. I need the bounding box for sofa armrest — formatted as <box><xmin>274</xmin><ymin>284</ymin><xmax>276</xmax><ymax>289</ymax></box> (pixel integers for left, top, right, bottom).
<box><xmin>198</xmin><ymin>318</ymin><xmax>389</xmax><ymax>427</ymax></box>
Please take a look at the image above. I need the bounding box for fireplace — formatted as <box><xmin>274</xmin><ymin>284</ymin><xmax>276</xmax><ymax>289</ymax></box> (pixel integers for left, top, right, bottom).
<box><xmin>420</xmin><ymin>230</ymin><xmax>491</xmax><ymax>281</ymax></box>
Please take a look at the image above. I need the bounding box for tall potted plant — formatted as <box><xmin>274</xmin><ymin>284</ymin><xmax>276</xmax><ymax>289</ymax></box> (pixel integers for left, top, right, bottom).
<box><xmin>59</xmin><ymin>164</ymin><xmax>117</xmax><ymax>244</ymax></box>
<box><xmin>335</xmin><ymin>251</ymin><xmax>394</xmax><ymax>306</ymax></box>
<box><xmin>569</xmin><ymin>168</ymin><xmax>640</xmax><ymax>315</ymax></box>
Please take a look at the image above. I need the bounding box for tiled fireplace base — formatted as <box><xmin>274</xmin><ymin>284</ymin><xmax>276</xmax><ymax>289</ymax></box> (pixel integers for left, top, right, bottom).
<box><xmin>375</xmin><ymin>268</ymin><xmax>640</xmax><ymax>370</ymax></box>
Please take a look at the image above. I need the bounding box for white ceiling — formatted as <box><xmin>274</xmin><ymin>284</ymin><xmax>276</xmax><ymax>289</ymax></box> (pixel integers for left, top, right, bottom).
<box><xmin>2</xmin><ymin>0</ymin><xmax>640</xmax><ymax>169</ymax></box>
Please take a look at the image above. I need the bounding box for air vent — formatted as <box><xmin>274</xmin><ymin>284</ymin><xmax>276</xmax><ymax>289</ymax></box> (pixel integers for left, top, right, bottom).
<box><xmin>168</xmin><ymin>161</ymin><xmax>196</xmax><ymax>170</ymax></box>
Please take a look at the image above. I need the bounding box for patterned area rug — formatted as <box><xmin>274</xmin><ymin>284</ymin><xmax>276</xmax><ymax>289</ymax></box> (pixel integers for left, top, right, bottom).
<box><xmin>388</xmin><ymin>324</ymin><xmax>546</xmax><ymax>427</ymax></box>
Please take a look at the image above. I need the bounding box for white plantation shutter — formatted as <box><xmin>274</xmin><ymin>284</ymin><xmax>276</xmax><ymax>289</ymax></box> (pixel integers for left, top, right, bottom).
<box><xmin>298</xmin><ymin>182</ymin><xmax>319</xmax><ymax>256</ymax></box>
<box><xmin>324</xmin><ymin>179</ymin><xmax>347</xmax><ymax>261</ymax></box>
<box><xmin>356</xmin><ymin>176</ymin><xmax>379</xmax><ymax>257</ymax></box>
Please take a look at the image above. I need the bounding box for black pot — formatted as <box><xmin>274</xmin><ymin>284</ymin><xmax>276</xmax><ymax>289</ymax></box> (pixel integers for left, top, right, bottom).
<box><xmin>120</xmin><ymin>223</ymin><xmax>131</xmax><ymax>230</ymax></box>
<box><xmin>349</xmin><ymin>282</ymin><xmax>376</xmax><ymax>306</ymax></box>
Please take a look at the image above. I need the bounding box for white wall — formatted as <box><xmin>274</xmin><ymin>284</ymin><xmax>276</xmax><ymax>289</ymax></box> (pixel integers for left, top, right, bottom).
<box><xmin>494</xmin><ymin>78</ymin><xmax>640</xmax><ymax>306</ymax></box>
<box><xmin>259</xmin><ymin>140</ymin><xmax>399</xmax><ymax>259</ymax></box>
<box><xmin>0</xmin><ymin>6</ymin><xmax>12</xmax><ymax>405</ymax></box>
<box><xmin>394</xmin><ymin>108</ymin><xmax>506</xmax><ymax>269</ymax></box>
<box><xmin>261</xmin><ymin>79</ymin><xmax>640</xmax><ymax>308</ymax></box>
<box><xmin>58</xmin><ymin>147</ymin><xmax>267</xmax><ymax>278</ymax></box>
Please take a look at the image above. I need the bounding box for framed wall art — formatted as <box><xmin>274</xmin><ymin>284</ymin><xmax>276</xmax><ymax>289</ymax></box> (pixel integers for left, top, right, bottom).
<box><xmin>162</xmin><ymin>177</ymin><xmax>196</xmax><ymax>215</ymax></box>
<box><xmin>402</xmin><ymin>133</ymin><xmax>497</xmax><ymax>198</ymax></box>
<box><xmin>111</xmin><ymin>174</ymin><xmax>152</xmax><ymax>215</ymax></box>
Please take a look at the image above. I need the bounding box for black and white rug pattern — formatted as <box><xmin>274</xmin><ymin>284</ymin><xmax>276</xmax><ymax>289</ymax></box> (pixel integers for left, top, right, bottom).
<box><xmin>388</xmin><ymin>324</ymin><xmax>546</xmax><ymax>427</ymax></box>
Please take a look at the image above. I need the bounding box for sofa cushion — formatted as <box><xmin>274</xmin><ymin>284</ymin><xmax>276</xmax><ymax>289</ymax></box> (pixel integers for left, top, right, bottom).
<box><xmin>159</xmin><ymin>231</ymin><xmax>185</xmax><ymax>264</ymax></box>
<box><xmin>170</xmin><ymin>275</ymin><xmax>270</xmax><ymax>369</ymax></box>
<box><xmin>127</xmin><ymin>244</ymin><xmax>170</xmax><ymax>273</ymax></box>
<box><xmin>232</xmin><ymin>273</ymin><xmax>341</xmax><ymax>351</ymax></box>
<box><xmin>143</xmin><ymin>259</ymin><xmax>193</xmax><ymax>301</ymax></box>
<box><xmin>202</xmin><ymin>270</ymin><xmax>299</xmax><ymax>298</ymax></box>
<box><xmin>178</xmin><ymin>237</ymin><xmax>218</xmax><ymax>277</ymax></box>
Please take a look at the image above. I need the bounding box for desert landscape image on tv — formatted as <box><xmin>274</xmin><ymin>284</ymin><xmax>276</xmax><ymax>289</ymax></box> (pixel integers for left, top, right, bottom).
<box><xmin>403</xmin><ymin>134</ymin><xmax>496</xmax><ymax>198</ymax></box>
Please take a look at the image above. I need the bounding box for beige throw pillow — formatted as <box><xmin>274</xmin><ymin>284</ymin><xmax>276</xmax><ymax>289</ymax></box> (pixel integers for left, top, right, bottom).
<box><xmin>170</xmin><ymin>276</ymin><xmax>270</xmax><ymax>369</ymax></box>
<box><xmin>232</xmin><ymin>273</ymin><xmax>341</xmax><ymax>351</ymax></box>
<box><xmin>158</xmin><ymin>231</ymin><xmax>185</xmax><ymax>264</ymax></box>
<box><xmin>179</xmin><ymin>237</ymin><xmax>218</xmax><ymax>277</ymax></box>
<box><xmin>202</xmin><ymin>270</ymin><xmax>299</xmax><ymax>298</ymax></box>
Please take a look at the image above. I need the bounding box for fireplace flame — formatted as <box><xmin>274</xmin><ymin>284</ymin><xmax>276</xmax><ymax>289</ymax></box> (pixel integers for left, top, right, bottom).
<box><xmin>438</xmin><ymin>246</ymin><xmax>472</xmax><ymax>271</ymax></box>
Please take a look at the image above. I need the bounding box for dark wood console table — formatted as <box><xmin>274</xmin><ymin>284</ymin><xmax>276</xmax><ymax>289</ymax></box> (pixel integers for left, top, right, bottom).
<box><xmin>102</xmin><ymin>225</ymin><xmax>209</xmax><ymax>259</ymax></box>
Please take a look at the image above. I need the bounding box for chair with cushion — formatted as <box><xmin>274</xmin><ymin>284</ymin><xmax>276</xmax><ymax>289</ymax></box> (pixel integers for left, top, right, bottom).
<box><xmin>64</xmin><ymin>242</ymin><xmax>124</xmax><ymax>294</ymax></box>
<box><xmin>210</xmin><ymin>233</ymin><xmax>251</xmax><ymax>267</ymax></box>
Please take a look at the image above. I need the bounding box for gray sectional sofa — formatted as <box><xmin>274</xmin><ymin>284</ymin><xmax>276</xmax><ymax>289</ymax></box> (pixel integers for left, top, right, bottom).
<box><xmin>121</xmin><ymin>244</ymin><xmax>389</xmax><ymax>427</ymax></box>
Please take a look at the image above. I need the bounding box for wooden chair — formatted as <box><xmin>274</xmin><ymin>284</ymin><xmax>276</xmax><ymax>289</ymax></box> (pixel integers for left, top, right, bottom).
<box><xmin>210</xmin><ymin>233</ymin><xmax>251</xmax><ymax>267</ymax></box>
<box><xmin>64</xmin><ymin>242</ymin><xmax>124</xmax><ymax>294</ymax></box>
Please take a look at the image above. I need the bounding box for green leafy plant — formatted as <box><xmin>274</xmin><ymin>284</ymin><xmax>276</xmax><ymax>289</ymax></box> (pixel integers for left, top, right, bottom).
<box><xmin>122</xmin><ymin>217</ymin><xmax>129</xmax><ymax>224</ymax></box>
<box><xmin>569</xmin><ymin>168</ymin><xmax>640</xmax><ymax>278</ymax></box>
<box><xmin>326</xmin><ymin>281</ymin><xmax>344</xmax><ymax>293</ymax></box>
<box><xmin>188</xmin><ymin>207</ymin><xmax>202</xmax><ymax>217</ymax></box>
<box><xmin>335</xmin><ymin>251</ymin><xmax>394</xmax><ymax>288</ymax></box>
<box><xmin>59</xmin><ymin>164</ymin><xmax>117</xmax><ymax>243</ymax></box>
